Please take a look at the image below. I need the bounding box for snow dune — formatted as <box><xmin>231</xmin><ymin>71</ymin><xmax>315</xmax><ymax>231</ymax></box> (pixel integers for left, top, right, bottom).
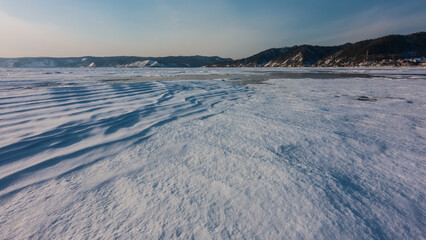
<box><xmin>0</xmin><ymin>68</ymin><xmax>425</xmax><ymax>239</ymax></box>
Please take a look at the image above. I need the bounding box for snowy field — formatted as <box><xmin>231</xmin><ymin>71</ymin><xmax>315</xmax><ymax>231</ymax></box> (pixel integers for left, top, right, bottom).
<box><xmin>0</xmin><ymin>67</ymin><xmax>425</xmax><ymax>239</ymax></box>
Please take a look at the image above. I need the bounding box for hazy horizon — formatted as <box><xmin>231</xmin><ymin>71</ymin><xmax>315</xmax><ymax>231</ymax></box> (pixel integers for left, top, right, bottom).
<box><xmin>1</xmin><ymin>0</ymin><xmax>425</xmax><ymax>59</ymax></box>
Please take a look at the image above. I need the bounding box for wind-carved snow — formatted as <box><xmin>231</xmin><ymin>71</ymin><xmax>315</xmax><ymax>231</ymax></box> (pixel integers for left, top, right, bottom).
<box><xmin>0</xmin><ymin>68</ymin><xmax>425</xmax><ymax>239</ymax></box>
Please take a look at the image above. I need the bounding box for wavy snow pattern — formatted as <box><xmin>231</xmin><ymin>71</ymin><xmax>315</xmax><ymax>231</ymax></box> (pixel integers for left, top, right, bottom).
<box><xmin>0</xmin><ymin>68</ymin><xmax>425</xmax><ymax>239</ymax></box>
<box><xmin>0</xmin><ymin>76</ymin><xmax>249</xmax><ymax>197</ymax></box>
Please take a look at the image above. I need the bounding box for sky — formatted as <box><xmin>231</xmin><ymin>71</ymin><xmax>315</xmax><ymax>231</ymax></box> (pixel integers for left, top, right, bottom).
<box><xmin>0</xmin><ymin>0</ymin><xmax>425</xmax><ymax>59</ymax></box>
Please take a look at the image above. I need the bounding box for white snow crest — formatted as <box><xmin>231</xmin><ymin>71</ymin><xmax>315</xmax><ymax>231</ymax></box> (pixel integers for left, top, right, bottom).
<box><xmin>121</xmin><ymin>60</ymin><xmax>165</xmax><ymax>68</ymax></box>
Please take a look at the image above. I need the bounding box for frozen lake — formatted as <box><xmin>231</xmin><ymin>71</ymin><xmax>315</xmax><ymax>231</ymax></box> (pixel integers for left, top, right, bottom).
<box><xmin>0</xmin><ymin>68</ymin><xmax>425</xmax><ymax>239</ymax></box>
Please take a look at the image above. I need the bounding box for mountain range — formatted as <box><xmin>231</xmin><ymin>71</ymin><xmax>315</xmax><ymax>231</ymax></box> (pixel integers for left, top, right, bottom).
<box><xmin>0</xmin><ymin>32</ymin><xmax>425</xmax><ymax>68</ymax></box>
<box><xmin>209</xmin><ymin>32</ymin><xmax>426</xmax><ymax>67</ymax></box>
<box><xmin>0</xmin><ymin>56</ymin><xmax>231</xmax><ymax>68</ymax></box>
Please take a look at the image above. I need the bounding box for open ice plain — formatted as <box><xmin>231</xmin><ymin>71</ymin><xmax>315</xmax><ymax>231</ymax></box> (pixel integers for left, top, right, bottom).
<box><xmin>0</xmin><ymin>67</ymin><xmax>425</xmax><ymax>239</ymax></box>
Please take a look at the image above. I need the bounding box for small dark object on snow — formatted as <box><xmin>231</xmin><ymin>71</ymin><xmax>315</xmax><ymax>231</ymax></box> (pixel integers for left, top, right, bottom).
<box><xmin>356</xmin><ymin>96</ymin><xmax>377</xmax><ymax>102</ymax></box>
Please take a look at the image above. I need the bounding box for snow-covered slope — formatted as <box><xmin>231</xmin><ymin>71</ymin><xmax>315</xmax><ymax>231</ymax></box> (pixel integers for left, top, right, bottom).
<box><xmin>120</xmin><ymin>60</ymin><xmax>165</xmax><ymax>68</ymax></box>
<box><xmin>0</xmin><ymin>68</ymin><xmax>425</xmax><ymax>239</ymax></box>
<box><xmin>210</xmin><ymin>32</ymin><xmax>426</xmax><ymax>67</ymax></box>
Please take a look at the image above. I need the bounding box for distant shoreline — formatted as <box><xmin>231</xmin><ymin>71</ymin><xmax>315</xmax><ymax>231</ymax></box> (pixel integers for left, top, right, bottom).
<box><xmin>2</xmin><ymin>32</ymin><xmax>425</xmax><ymax>69</ymax></box>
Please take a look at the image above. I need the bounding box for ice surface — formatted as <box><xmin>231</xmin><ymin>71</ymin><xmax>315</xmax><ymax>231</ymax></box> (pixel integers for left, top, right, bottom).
<box><xmin>0</xmin><ymin>67</ymin><xmax>425</xmax><ymax>239</ymax></box>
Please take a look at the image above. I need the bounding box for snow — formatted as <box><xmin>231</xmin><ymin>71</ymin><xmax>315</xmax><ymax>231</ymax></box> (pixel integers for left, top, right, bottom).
<box><xmin>0</xmin><ymin>67</ymin><xmax>425</xmax><ymax>239</ymax></box>
<box><xmin>120</xmin><ymin>60</ymin><xmax>165</xmax><ymax>68</ymax></box>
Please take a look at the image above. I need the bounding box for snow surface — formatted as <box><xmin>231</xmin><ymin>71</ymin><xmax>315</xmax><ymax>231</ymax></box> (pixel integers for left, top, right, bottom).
<box><xmin>0</xmin><ymin>67</ymin><xmax>425</xmax><ymax>239</ymax></box>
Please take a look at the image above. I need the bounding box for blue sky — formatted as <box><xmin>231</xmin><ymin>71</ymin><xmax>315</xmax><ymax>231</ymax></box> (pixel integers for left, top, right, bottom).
<box><xmin>0</xmin><ymin>0</ymin><xmax>425</xmax><ymax>58</ymax></box>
